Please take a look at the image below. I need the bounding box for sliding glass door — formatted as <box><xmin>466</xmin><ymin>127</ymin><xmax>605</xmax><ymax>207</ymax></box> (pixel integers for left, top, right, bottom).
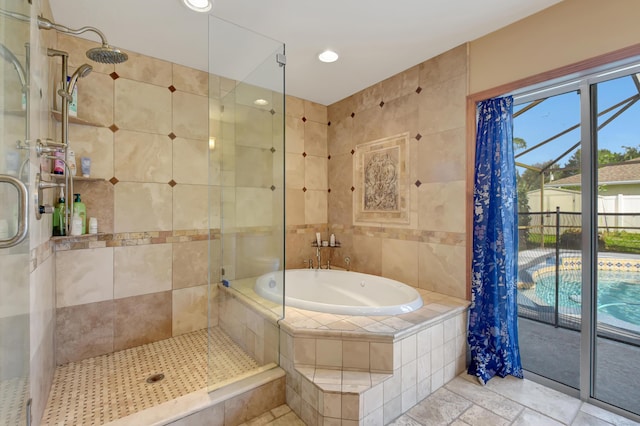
<box><xmin>592</xmin><ymin>70</ymin><xmax>640</xmax><ymax>414</ymax></box>
<box><xmin>513</xmin><ymin>61</ymin><xmax>640</xmax><ymax>418</ymax></box>
<box><xmin>514</xmin><ymin>88</ymin><xmax>583</xmax><ymax>391</ymax></box>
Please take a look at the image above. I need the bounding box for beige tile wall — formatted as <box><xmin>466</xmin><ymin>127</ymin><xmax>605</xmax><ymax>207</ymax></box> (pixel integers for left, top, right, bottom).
<box><xmin>284</xmin><ymin>97</ymin><xmax>331</xmax><ymax>269</ymax></box>
<box><xmin>325</xmin><ymin>45</ymin><xmax>469</xmax><ymax>299</ymax></box>
<box><xmin>53</xmin><ymin>34</ymin><xmax>215</xmax><ymax>364</ymax></box>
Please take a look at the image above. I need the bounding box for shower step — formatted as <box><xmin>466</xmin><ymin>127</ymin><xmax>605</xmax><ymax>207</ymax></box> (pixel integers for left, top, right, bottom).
<box><xmin>104</xmin><ymin>367</ymin><xmax>285</xmax><ymax>426</ymax></box>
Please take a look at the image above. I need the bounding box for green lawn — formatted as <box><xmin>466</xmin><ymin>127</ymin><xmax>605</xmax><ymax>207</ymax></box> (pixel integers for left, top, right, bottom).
<box><xmin>602</xmin><ymin>232</ymin><xmax>640</xmax><ymax>254</ymax></box>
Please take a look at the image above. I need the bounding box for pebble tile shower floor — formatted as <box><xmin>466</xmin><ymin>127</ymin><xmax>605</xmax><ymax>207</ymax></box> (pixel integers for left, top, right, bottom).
<box><xmin>42</xmin><ymin>327</ymin><xmax>260</xmax><ymax>425</ymax></box>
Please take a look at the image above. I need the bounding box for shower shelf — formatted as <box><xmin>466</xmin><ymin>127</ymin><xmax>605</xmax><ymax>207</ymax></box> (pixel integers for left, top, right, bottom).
<box><xmin>51</xmin><ymin>175</ymin><xmax>104</xmax><ymax>183</ymax></box>
<box><xmin>51</xmin><ymin>110</ymin><xmax>103</xmax><ymax>127</ymax></box>
<box><xmin>51</xmin><ymin>232</ymin><xmax>106</xmax><ymax>241</ymax></box>
<box><xmin>311</xmin><ymin>241</ymin><xmax>341</xmax><ymax>248</ymax></box>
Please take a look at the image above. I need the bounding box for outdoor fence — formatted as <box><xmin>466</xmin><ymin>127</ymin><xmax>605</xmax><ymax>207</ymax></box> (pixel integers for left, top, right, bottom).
<box><xmin>517</xmin><ymin>209</ymin><xmax>640</xmax><ymax>343</ymax></box>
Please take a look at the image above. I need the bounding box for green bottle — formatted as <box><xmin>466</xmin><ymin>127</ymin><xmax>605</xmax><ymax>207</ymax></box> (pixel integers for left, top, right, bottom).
<box><xmin>73</xmin><ymin>193</ymin><xmax>86</xmax><ymax>234</ymax></box>
<box><xmin>52</xmin><ymin>189</ymin><xmax>66</xmax><ymax>236</ymax></box>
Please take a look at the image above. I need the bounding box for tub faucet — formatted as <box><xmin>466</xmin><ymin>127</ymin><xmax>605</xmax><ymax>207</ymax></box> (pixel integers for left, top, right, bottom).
<box><xmin>316</xmin><ymin>247</ymin><xmax>323</xmax><ymax>270</ymax></box>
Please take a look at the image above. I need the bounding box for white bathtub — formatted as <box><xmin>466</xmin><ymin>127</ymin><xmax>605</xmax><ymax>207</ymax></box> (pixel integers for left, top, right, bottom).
<box><xmin>254</xmin><ymin>269</ymin><xmax>423</xmax><ymax>316</ymax></box>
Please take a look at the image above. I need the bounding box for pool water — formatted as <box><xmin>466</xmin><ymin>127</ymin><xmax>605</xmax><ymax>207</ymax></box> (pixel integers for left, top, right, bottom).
<box><xmin>534</xmin><ymin>270</ymin><xmax>640</xmax><ymax>326</ymax></box>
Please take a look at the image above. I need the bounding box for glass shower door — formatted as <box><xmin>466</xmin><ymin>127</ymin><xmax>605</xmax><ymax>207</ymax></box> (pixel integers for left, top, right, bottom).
<box><xmin>0</xmin><ymin>0</ymin><xmax>31</xmax><ymax>423</ymax></box>
<box><xmin>207</xmin><ymin>16</ymin><xmax>285</xmax><ymax>390</ymax></box>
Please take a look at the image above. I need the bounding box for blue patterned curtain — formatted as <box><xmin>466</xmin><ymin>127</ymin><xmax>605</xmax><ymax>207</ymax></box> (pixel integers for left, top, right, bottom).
<box><xmin>467</xmin><ymin>96</ymin><xmax>523</xmax><ymax>385</ymax></box>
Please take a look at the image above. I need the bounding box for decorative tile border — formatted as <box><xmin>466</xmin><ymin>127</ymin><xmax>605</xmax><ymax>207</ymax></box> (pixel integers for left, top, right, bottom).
<box><xmin>560</xmin><ymin>257</ymin><xmax>640</xmax><ymax>272</ymax></box>
<box><xmin>285</xmin><ymin>223</ymin><xmax>465</xmax><ymax>247</ymax></box>
<box><xmin>51</xmin><ymin>226</ymin><xmax>283</xmax><ymax>252</ymax></box>
<box><xmin>531</xmin><ymin>257</ymin><xmax>640</xmax><ymax>282</ymax></box>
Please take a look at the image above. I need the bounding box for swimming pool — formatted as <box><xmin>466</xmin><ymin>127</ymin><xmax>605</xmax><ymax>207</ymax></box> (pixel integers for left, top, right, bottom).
<box><xmin>534</xmin><ymin>270</ymin><xmax>640</xmax><ymax>326</ymax></box>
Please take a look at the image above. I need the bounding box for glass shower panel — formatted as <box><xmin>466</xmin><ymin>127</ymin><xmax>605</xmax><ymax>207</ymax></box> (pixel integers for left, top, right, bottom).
<box><xmin>208</xmin><ymin>16</ymin><xmax>284</xmax><ymax>390</ymax></box>
<box><xmin>0</xmin><ymin>0</ymin><xmax>31</xmax><ymax>423</ymax></box>
<box><xmin>593</xmin><ymin>72</ymin><xmax>640</xmax><ymax>416</ymax></box>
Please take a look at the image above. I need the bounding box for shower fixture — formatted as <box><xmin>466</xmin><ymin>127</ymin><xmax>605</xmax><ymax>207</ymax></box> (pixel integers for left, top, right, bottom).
<box><xmin>0</xmin><ymin>9</ymin><xmax>128</xmax><ymax>64</ymax></box>
<box><xmin>59</xmin><ymin>63</ymin><xmax>92</xmax><ymax>100</ymax></box>
<box><xmin>0</xmin><ymin>43</ymin><xmax>27</xmax><ymax>88</ymax></box>
<box><xmin>37</xmin><ymin>16</ymin><xmax>128</xmax><ymax>64</ymax></box>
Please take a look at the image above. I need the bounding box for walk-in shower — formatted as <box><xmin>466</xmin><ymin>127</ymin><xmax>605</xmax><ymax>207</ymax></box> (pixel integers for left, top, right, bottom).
<box><xmin>1</xmin><ymin>3</ymin><xmax>286</xmax><ymax>423</ymax></box>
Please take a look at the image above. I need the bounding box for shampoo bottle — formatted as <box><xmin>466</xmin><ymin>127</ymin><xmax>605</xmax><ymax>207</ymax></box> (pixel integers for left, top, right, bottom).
<box><xmin>67</xmin><ymin>149</ymin><xmax>77</xmax><ymax>176</ymax></box>
<box><xmin>52</xmin><ymin>189</ymin><xmax>66</xmax><ymax>236</ymax></box>
<box><xmin>73</xmin><ymin>193</ymin><xmax>86</xmax><ymax>234</ymax></box>
<box><xmin>70</xmin><ymin>213</ymin><xmax>82</xmax><ymax>236</ymax></box>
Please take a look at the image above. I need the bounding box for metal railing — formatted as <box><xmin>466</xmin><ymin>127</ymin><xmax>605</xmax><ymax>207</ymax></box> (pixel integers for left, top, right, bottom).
<box><xmin>517</xmin><ymin>209</ymin><xmax>640</xmax><ymax>341</ymax></box>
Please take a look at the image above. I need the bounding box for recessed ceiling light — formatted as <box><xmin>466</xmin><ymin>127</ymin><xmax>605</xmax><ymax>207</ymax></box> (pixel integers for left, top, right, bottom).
<box><xmin>254</xmin><ymin>99</ymin><xmax>269</xmax><ymax>106</ymax></box>
<box><xmin>318</xmin><ymin>50</ymin><xmax>339</xmax><ymax>63</ymax></box>
<box><xmin>182</xmin><ymin>0</ymin><xmax>212</xmax><ymax>13</ymax></box>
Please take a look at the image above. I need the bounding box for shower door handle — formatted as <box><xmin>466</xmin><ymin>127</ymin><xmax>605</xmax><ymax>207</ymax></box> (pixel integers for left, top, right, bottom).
<box><xmin>0</xmin><ymin>174</ymin><xmax>29</xmax><ymax>248</ymax></box>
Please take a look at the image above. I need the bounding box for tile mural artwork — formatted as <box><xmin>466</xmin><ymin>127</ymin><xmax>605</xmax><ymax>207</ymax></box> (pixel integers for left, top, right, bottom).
<box><xmin>353</xmin><ymin>132</ymin><xmax>410</xmax><ymax>224</ymax></box>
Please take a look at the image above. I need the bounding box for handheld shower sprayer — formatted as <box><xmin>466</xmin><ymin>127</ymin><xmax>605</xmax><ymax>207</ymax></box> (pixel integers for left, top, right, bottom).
<box><xmin>37</xmin><ymin>16</ymin><xmax>128</xmax><ymax>64</ymax></box>
<box><xmin>58</xmin><ymin>64</ymin><xmax>93</xmax><ymax>101</ymax></box>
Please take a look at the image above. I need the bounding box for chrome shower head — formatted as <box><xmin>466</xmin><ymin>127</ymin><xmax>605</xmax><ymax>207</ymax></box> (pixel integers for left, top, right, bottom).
<box><xmin>58</xmin><ymin>63</ymin><xmax>93</xmax><ymax>100</ymax></box>
<box><xmin>86</xmin><ymin>45</ymin><xmax>128</xmax><ymax>64</ymax></box>
<box><xmin>37</xmin><ymin>16</ymin><xmax>128</xmax><ymax>64</ymax></box>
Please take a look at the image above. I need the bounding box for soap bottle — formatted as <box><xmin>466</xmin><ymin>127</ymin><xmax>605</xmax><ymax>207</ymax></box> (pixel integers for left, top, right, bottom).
<box><xmin>52</xmin><ymin>189</ymin><xmax>66</xmax><ymax>236</ymax></box>
<box><xmin>70</xmin><ymin>212</ymin><xmax>82</xmax><ymax>236</ymax></box>
<box><xmin>73</xmin><ymin>193</ymin><xmax>86</xmax><ymax>234</ymax></box>
<box><xmin>330</xmin><ymin>233</ymin><xmax>336</xmax><ymax>247</ymax></box>
<box><xmin>67</xmin><ymin>149</ymin><xmax>77</xmax><ymax>176</ymax></box>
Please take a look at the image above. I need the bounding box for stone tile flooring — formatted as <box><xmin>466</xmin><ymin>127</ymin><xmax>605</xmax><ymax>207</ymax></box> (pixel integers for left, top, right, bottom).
<box><xmin>42</xmin><ymin>327</ymin><xmax>259</xmax><ymax>425</ymax></box>
<box><xmin>259</xmin><ymin>374</ymin><xmax>639</xmax><ymax>425</ymax></box>
<box><xmin>391</xmin><ymin>374</ymin><xmax>640</xmax><ymax>426</ymax></box>
<box><xmin>240</xmin><ymin>404</ymin><xmax>305</xmax><ymax>426</ymax></box>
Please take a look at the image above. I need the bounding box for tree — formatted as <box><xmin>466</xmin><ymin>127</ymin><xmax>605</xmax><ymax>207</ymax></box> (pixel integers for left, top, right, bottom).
<box><xmin>555</xmin><ymin>145</ymin><xmax>640</xmax><ymax>180</ymax></box>
<box><xmin>514</xmin><ymin>137</ymin><xmax>527</xmax><ymax>152</ymax></box>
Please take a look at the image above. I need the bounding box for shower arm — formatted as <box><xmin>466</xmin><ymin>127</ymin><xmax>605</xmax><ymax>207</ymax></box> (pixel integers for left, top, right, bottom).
<box><xmin>37</xmin><ymin>17</ymin><xmax>109</xmax><ymax>46</ymax></box>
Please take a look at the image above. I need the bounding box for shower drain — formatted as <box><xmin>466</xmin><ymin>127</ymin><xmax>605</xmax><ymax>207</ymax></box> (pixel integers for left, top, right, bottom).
<box><xmin>146</xmin><ymin>373</ymin><xmax>165</xmax><ymax>384</ymax></box>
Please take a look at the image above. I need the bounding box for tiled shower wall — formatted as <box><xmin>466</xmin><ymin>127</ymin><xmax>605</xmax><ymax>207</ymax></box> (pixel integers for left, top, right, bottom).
<box><xmin>52</xmin><ymin>34</ymin><xmax>217</xmax><ymax>365</ymax></box>
<box><xmin>49</xmin><ymin>33</ymin><xmax>325</xmax><ymax>365</ymax></box>
<box><xmin>326</xmin><ymin>45</ymin><xmax>469</xmax><ymax>299</ymax></box>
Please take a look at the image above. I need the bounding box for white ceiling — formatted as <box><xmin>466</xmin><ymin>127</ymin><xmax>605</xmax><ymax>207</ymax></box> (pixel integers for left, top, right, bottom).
<box><xmin>49</xmin><ymin>0</ymin><xmax>562</xmax><ymax>106</ymax></box>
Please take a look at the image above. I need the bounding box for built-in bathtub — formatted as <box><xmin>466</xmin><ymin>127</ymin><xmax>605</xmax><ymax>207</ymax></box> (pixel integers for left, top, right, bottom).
<box><xmin>125</xmin><ymin>270</ymin><xmax>468</xmax><ymax>425</ymax></box>
<box><xmin>255</xmin><ymin>269</ymin><xmax>424</xmax><ymax>316</ymax></box>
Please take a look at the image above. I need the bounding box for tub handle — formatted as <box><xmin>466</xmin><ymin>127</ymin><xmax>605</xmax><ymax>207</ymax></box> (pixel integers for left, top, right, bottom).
<box><xmin>344</xmin><ymin>256</ymin><xmax>351</xmax><ymax>271</ymax></box>
<box><xmin>304</xmin><ymin>258</ymin><xmax>314</xmax><ymax>269</ymax></box>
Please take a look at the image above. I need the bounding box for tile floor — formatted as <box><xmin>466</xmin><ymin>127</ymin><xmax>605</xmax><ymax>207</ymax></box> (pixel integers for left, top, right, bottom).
<box><xmin>42</xmin><ymin>327</ymin><xmax>260</xmax><ymax>425</ymax></box>
<box><xmin>391</xmin><ymin>374</ymin><xmax>640</xmax><ymax>426</ymax></box>
<box><xmin>0</xmin><ymin>376</ymin><xmax>27</xmax><ymax>426</ymax></box>
<box><xmin>257</xmin><ymin>374</ymin><xmax>639</xmax><ymax>425</ymax></box>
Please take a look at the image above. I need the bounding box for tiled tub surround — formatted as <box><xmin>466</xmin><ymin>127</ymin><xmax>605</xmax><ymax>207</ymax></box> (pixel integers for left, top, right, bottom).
<box><xmin>223</xmin><ymin>278</ymin><xmax>469</xmax><ymax>425</ymax></box>
<box><xmin>325</xmin><ymin>45</ymin><xmax>469</xmax><ymax>301</ymax></box>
